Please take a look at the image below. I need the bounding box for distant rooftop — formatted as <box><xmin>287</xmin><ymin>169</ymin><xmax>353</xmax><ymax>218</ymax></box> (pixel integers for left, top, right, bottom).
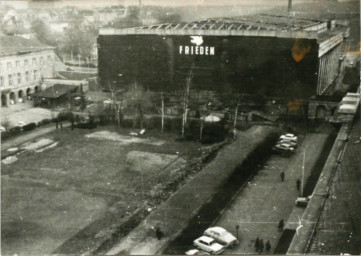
<box><xmin>99</xmin><ymin>14</ymin><xmax>339</xmax><ymax>39</ymax></box>
<box><xmin>0</xmin><ymin>35</ymin><xmax>54</xmax><ymax>56</ymax></box>
<box><xmin>138</xmin><ymin>14</ymin><xmax>326</xmax><ymax>32</ymax></box>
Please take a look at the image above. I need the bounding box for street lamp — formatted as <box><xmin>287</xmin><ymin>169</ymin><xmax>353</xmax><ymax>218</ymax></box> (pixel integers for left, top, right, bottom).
<box><xmin>236</xmin><ymin>224</ymin><xmax>240</xmax><ymax>239</ymax></box>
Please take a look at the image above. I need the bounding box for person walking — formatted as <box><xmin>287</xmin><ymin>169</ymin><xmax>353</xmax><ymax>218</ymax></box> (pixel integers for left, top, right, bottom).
<box><xmin>296</xmin><ymin>179</ymin><xmax>301</xmax><ymax>191</ymax></box>
<box><xmin>254</xmin><ymin>237</ymin><xmax>260</xmax><ymax>252</ymax></box>
<box><xmin>155</xmin><ymin>227</ymin><xmax>163</xmax><ymax>240</ymax></box>
<box><xmin>280</xmin><ymin>171</ymin><xmax>285</xmax><ymax>182</ymax></box>
<box><xmin>259</xmin><ymin>239</ymin><xmax>264</xmax><ymax>253</ymax></box>
<box><xmin>265</xmin><ymin>240</ymin><xmax>271</xmax><ymax>252</ymax></box>
<box><xmin>278</xmin><ymin>219</ymin><xmax>284</xmax><ymax>231</ymax></box>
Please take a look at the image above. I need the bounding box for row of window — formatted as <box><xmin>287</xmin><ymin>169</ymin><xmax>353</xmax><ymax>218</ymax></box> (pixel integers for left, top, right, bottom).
<box><xmin>2</xmin><ymin>55</ymin><xmax>52</xmax><ymax>71</ymax></box>
<box><xmin>0</xmin><ymin>70</ymin><xmax>38</xmax><ymax>87</ymax></box>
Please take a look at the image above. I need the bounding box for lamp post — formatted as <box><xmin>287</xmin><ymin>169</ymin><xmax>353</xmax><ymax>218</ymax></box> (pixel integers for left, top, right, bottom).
<box><xmin>236</xmin><ymin>224</ymin><xmax>240</xmax><ymax>240</ymax></box>
<box><xmin>233</xmin><ymin>103</ymin><xmax>239</xmax><ymax>140</ymax></box>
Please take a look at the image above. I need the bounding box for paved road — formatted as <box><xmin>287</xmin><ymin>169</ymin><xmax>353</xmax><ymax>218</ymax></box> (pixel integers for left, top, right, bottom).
<box><xmin>212</xmin><ymin>133</ymin><xmax>331</xmax><ymax>255</ymax></box>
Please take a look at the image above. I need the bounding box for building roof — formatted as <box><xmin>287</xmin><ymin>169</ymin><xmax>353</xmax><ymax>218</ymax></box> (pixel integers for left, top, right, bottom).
<box><xmin>0</xmin><ymin>35</ymin><xmax>54</xmax><ymax>56</ymax></box>
<box><xmin>99</xmin><ymin>14</ymin><xmax>333</xmax><ymax>39</ymax></box>
<box><xmin>139</xmin><ymin>14</ymin><xmax>325</xmax><ymax>32</ymax></box>
<box><xmin>33</xmin><ymin>84</ymin><xmax>78</xmax><ymax>99</ymax></box>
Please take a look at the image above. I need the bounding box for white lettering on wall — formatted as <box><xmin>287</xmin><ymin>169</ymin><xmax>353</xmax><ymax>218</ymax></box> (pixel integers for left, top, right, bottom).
<box><xmin>178</xmin><ymin>46</ymin><xmax>215</xmax><ymax>56</ymax></box>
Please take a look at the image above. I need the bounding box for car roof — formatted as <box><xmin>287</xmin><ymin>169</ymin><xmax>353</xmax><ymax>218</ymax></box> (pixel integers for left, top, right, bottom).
<box><xmin>199</xmin><ymin>236</ymin><xmax>215</xmax><ymax>243</ymax></box>
<box><xmin>206</xmin><ymin>227</ymin><xmax>226</xmax><ymax>233</ymax></box>
<box><xmin>186</xmin><ymin>249</ymin><xmax>199</xmax><ymax>255</ymax></box>
<box><xmin>280</xmin><ymin>143</ymin><xmax>291</xmax><ymax>147</ymax></box>
<box><xmin>279</xmin><ymin>140</ymin><xmax>294</xmax><ymax>144</ymax></box>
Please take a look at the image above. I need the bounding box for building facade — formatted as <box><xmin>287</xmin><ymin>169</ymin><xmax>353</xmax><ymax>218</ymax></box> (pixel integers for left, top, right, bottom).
<box><xmin>0</xmin><ymin>35</ymin><xmax>56</xmax><ymax>106</ymax></box>
<box><xmin>98</xmin><ymin>14</ymin><xmax>349</xmax><ymax>101</ymax></box>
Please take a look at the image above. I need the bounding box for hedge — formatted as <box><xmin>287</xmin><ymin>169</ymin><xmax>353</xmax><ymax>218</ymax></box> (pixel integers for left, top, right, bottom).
<box><xmin>23</xmin><ymin>122</ymin><xmax>37</xmax><ymax>132</ymax></box>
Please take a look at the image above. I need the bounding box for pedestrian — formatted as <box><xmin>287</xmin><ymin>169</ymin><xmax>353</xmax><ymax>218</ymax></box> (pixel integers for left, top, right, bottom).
<box><xmin>265</xmin><ymin>240</ymin><xmax>271</xmax><ymax>252</ymax></box>
<box><xmin>296</xmin><ymin>179</ymin><xmax>301</xmax><ymax>191</ymax></box>
<box><xmin>280</xmin><ymin>171</ymin><xmax>285</xmax><ymax>182</ymax></box>
<box><xmin>155</xmin><ymin>227</ymin><xmax>163</xmax><ymax>240</ymax></box>
<box><xmin>278</xmin><ymin>219</ymin><xmax>284</xmax><ymax>231</ymax></box>
<box><xmin>259</xmin><ymin>239</ymin><xmax>264</xmax><ymax>253</ymax></box>
<box><xmin>254</xmin><ymin>237</ymin><xmax>260</xmax><ymax>252</ymax></box>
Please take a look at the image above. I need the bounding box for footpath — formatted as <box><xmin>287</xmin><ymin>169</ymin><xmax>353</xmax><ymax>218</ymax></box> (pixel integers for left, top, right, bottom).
<box><xmin>1</xmin><ymin>123</ymin><xmax>70</xmax><ymax>153</ymax></box>
<box><xmin>106</xmin><ymin>125</ymin><xmax>278</xmax><ymax>255</ymax></box>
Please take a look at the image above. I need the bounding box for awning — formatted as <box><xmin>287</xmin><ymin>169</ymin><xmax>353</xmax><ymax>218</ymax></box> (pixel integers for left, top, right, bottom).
<box><xmin>33</xmin><ymin>84</ymin><xmax>78</xmax><ymax>99</ymax></box>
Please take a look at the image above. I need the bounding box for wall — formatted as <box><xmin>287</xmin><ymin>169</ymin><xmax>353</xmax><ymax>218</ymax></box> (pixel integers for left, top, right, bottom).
<box><xmin>98</xmin><ymin>34</ymin><xmax>319</xmax><ymax>99</ymax></box>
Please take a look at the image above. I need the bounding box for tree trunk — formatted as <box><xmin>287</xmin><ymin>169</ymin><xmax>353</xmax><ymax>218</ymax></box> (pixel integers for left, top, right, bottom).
<box><xmin>233</xmin><ymin>104</ymin><xmax>239</xmax><ymax>139</ymax></box>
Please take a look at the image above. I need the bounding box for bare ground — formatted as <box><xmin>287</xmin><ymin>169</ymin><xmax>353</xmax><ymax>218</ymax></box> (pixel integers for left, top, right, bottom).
<box><xmin>1</xmin><ymin>126</ymin><xmax>204</xmax><ymax>255</ymax></box>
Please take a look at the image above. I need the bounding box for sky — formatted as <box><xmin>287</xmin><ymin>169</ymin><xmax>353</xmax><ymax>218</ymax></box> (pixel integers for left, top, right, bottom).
<box><xmin>1</xmin><ymin>0</ymin><xmax>306</xmax><ymax>8</ymax></box>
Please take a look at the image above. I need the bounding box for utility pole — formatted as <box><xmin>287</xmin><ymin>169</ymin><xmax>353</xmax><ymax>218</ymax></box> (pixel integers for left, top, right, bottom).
<box><xmin>233</xmin><ymin>103</ymin><xmax>239</xmax><ymax>140</ymax></box>
<box><xmin>301</xmin><ymin>149</ymin><xmax>305</xmax><ymax>197</ymax></box>
<box><xmin>182</xmin><ymin>67</ymin><xmax>193</xmax><ymax>138</ymax></box>
<box><xmin>161</xmin><ymin>91</ymin><xmax>164</xmax><ymax>132</ymax></box>
<box><xmin>200</xmin><ymin>104</ymin><xmax>206</xmax><ymax>141</ymax></box>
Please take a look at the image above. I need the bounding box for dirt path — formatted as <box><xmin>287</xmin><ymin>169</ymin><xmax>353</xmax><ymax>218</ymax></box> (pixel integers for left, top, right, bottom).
<box><xmin>1</xmin><ymin>123</ymin><xmax>70</xmax><ymax>152</ymax></box>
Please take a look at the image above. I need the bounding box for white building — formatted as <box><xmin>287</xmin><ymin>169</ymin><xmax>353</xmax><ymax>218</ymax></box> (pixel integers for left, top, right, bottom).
<box><xmin>0</xmin><ymin>35</ymin><xmax>56</xmax><ymax>106</ymax></box>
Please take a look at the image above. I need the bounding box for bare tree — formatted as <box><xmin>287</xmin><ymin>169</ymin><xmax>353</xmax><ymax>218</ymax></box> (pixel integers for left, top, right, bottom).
<box><xmin>200</xmin><ymin>104</ymin><xmax>207</xmax><ymax>141</ymax></box>
<box><xmin>124</xmin><ymin>82</ymin><xmax>153</xmax><ymax>130</ymax></box>
<box><xmin>181</xmin><ymin>67</ymin><xmax>194</xmax><ymax>138</ymax></box>
<box><xmin>102</xmin><ymin>80</ymin><xmax>124</xmax><ymax>126</ymax></box>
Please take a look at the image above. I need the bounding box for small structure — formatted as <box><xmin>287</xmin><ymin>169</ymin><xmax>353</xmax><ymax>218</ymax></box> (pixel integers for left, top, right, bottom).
<box><xmin>32</xmin><ymin>84</ymin><xmax>79</xmax><ymax>108</ymax></box>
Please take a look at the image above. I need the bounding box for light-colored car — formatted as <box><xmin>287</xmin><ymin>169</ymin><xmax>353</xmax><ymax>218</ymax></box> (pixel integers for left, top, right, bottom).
<box><xmin>295</xmin><ymin>196</ymin><xmax>312</xmax><ymax>207</ymax></box>
<box><xmin>278</xmin><ymin>139</ymin><xmax>298</xmax><ymax>148</ymax></box>
<box><xmin>203</xmin><ymin>227</ymin><xmax>238</xmax><ymax>247</ymax></box>
<box><xmin>272</xmin><ymin>143</ymin><xmax>295</xmax><ymax>156</ymax></box>
<box><xmin>193</xmin><ymin>236</ymin><xmax>225</xmax><ymax>255</ymax></box>
<box><xmin>280</xmin><ymin>133</ymin><xmax>298</xmax><ymax>142</ymax></box>
<box><xmin>185</xmin><ymin>249</ymin><xmax>210</xmax><ymax>255</ymax></box>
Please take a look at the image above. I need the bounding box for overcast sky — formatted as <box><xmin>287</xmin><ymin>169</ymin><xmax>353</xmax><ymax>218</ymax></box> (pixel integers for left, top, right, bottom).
<box><xmin>2</xmin><ymin>0</ymin><xmax>304</xmax><ymax>8</ymax></box>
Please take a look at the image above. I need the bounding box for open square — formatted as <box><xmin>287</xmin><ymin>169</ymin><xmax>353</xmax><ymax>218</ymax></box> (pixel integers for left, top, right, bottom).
<box><xmin>1</xmin><ymin>126</ymin><xmax>202</xmax><ymax>254</ymax></box>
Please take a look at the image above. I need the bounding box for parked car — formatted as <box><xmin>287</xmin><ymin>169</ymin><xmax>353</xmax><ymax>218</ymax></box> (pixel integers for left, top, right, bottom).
<box><xmin>295</xmin><ymin>196</ymin><xmax>312</xmax><ymax>207</ymax></box>
<box><xmin>185</xmin><ymin>249</ymin><xmax>210</xmax><ymax>255</ymax></box>
<box><xmin>280</xmin><ymin>133</ymin><xmax>298</xmax><ymax>142</ymax></box>
<box><xmin>193</xmin><ymin>236</ymin><xmax>225</xmax><ymax>255</ymax></box>
<box><xmin>278</xmin><ymin>139</ymin><xmax>298</xmax><ymax>148</ymax></box>
<box><xmin>203</xmin><ymin>227</ymin><xmax>238</xmax><ymax>247</ymax></box>
<box><xmin>272</xmin><ymin>143</ymin><xmax>295</xmax><ymax>157</ymax></box>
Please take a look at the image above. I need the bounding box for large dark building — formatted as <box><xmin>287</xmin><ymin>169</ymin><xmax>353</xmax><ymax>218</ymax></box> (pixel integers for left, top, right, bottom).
<box><xmin>98</xmin><ymin>14</ymin><xmax>349</xmax><ymax>99</ymax></box>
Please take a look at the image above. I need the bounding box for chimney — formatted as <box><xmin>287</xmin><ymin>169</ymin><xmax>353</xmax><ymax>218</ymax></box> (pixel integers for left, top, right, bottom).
<box><xmin>288</xmin><ymin>0</ymin><xmax>292</xmax><ymax>14</ymax></box>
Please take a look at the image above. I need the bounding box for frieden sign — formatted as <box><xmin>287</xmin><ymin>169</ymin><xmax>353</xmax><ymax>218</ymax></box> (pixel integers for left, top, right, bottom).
<box><xmin>179</xmin><ymin>36</ymin><xmax>215</xmax><ymax>56</ymax></box>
